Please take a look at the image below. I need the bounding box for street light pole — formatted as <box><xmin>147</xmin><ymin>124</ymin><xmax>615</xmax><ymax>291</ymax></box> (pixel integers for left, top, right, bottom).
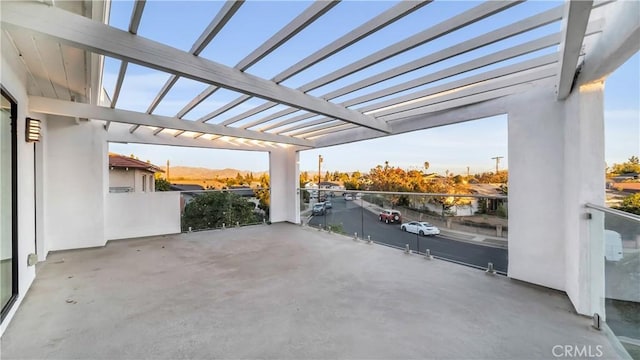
<box><xmin>318</xmin><ymin>155</ymin><xmax>323</xmax><ymax>197</ymax></box>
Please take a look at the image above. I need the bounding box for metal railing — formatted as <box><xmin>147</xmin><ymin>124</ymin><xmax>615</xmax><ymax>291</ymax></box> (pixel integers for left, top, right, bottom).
<box><xmin>300</xmin><ymin>188</ymin><xmax>508</xmax><ymax>274</ymax></box>
<box><xmin>585</xmin><ymin>203</ymin><xmax>639</xmax><ymax>356</ymax></box>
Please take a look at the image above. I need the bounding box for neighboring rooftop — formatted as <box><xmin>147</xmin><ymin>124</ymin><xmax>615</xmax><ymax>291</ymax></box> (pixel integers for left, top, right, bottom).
<box><xmin>1</xmin><ymin>224</ymin><xmax>622</xmax><ymax>359</ymax></box>
<box><xmin>108</xmin><ymin>153</ymin><xmax>164</xmax><ymax>173</ymax></box>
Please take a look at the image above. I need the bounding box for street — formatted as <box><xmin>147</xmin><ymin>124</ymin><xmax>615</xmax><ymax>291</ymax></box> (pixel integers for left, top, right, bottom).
<box><xmin>308</xmin><ymin>196</ymin><xmax>508</xmax><ymax>273</ymax></box>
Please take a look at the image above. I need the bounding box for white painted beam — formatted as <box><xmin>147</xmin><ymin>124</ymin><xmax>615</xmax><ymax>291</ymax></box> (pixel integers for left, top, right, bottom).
<box><xmin>362</xmin><ymin>53</ymin><xmax>558</xmax><ymax>115</ymax></box>
<box><xmin>107</xmin><ymin>0</ymin><xmax>145</xmax><ymax>129</ymax></box>
<box><xmin>285</xmin><ymin>120</ymin><xmax>344</xmax><ymax>137</ymax></box>
<box><xmin>237</xmin><ymin>0</ymin><xmax>338</xmax><ymax>70</ymax></box>
<box><xmin>128</xmin><ymin>0</ymin><xmax>146</xmax><ymax>34</ymax></box>
<box><xmin>222</xmin><ymin>102</ymin><xmax>282</xmax><ymax>129</ymax></box>
<box><xmin>0</xmin><ymin>3</ymin><xmax>387</xmax><ymax>132</ymax></box>
<box><xmin>218</xmin><ymin>0</ymin><xmax>519</xmax><ymax>131</ymax></box>
<box><xmin>344</xmin><ymin>34</ymin><xmax>560</xmax><ymax>108</ymax></box>
<box><xmin>272</xmin><ymin>0</ymin><xmax>432</xmax><ymax>83</ymax></box>
<box><xmin>199</xmin><ymin>95</ymin><xmax>252</xmax><ymax>123</ymax></box>
<box><xmin>259</xmin><ymin>112</ymin><xmax>317</xmax><ymax>132</ymax></box>
<box><xmin>303</xmin><ymin>124</ymin><xmax>359</xmax><ymax>139</ymax></box>
<box><xmin>134</xmin><ymin>0</ymin><xmax>244</xmax><ymax>133</ymax></box>
<box><xmin>194</xmin><ymin>0</ymin><xmax>432</xmax><ymax>131</ymax></box>
<box><xmin>28</xmin><ymin>96</ymin><xmax>314</xmax><ymax>147</ymax></box>
<box><xmin>578</xmin><ymin>0</ymin><xmax>640</xmax><ymax>84</ymax></box>
<box><xmin>275</xmin><ymin>117</ymin><xmax>333</xmax><ymax>135</ymax></box>
<box><xmin>377</xmin><ymin>74</ymin><xmax>556</xmax><ymax>122</ymax></box>
<box><xmin>299</xmin><ymin>1</ymin><xmax>523</xmax><ymax>93</ymax></box>
<box><xmin>107</xmin><ymin>124</ymin><xmax>273</xmax><ymax>152</ymax></box>
<box><xmin>313</xmin><ymin>97</ymin><xmax>509</xmax><ymax>148</ymax></box>
<box><xmin>303</xmin><ymin>123</ymin><xmax>356</xmax><ymax>140</ymax></box>
<box><xmin>181</xmin><ymin>1</ymin><xmax>338</xmax><ymax>129</ymax></box>
<box><xmin>322</xmin><ymin>5</ymin><xmax>565</xmax><ymax>101</ymax></box>
<box><xmin>556</xmin><ymin>0</ymin><xmax>593</xmax><ymax>100</ymax></box>
<box><xmin>245</xmin><ymin>108</ymin><xmax>300</xmax><ymax>130</ymax></box>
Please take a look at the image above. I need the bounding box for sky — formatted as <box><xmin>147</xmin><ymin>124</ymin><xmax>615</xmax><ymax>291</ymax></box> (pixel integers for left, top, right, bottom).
<box><xmin>107</xmin><ymin>1</ymin><xmax>640</xmax><ymax>175</ymax></box>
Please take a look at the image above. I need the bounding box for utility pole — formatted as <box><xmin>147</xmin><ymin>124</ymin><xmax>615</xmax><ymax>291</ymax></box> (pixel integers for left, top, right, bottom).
<box><xmin>466</xmin><ymin>166</ymin><xmax>470</xmax><ymax>177</ymax></box>
<box><xmin>166</xmin><ymin>160</ymin><xmax>170</xmax><ymax>181</ymax></box>
<box><xmin>491</xmin><ymin>156</ymin><xmax>504</xmax><ymax>174</ymax></box>
<box><xmin>318</xmin><ymin>155</ymin><xmax>323</xmax><ymax>193</ymax></box>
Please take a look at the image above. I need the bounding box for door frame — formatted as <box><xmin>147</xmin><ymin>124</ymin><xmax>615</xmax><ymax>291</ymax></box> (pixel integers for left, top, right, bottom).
<box><xmin>1</xmin><ymin>85</ymin><xmax>19</xmax><ymax>322</ymax></box>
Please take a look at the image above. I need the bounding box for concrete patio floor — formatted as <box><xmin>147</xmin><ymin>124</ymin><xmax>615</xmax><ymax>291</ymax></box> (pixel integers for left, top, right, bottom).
<box><xmin>1</xmin><ymin>223</ymin><xmax>623</xmax><ymax>359</ymax></box>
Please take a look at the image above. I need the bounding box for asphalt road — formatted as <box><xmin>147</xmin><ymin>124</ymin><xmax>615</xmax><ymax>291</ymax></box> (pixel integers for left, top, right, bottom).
<box><xmin>308</xmin><ymin>196</ymin><xmax>508</xmax><ymax>273</ymax></box>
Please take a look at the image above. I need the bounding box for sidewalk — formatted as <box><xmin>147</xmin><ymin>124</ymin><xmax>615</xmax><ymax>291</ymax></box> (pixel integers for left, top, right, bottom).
<box><xmin>358</xmin><ymin>199</ymin><xmax>508</xmax><ymax>249</ymax></box>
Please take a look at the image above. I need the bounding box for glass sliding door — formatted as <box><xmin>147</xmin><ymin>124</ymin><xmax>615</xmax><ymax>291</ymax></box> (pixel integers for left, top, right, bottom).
<box><xmin>1</xmin><ymin>87</ymin><xmax>18</xmax><ymax>320</ymax></box>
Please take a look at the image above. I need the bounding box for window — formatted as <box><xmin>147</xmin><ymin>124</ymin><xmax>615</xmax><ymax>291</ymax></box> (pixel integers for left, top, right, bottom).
<box><xmin>1</xmin><ymin>87</ymin><xmax>18</xmax><ymax>321</ymax></box>
<box><xmin>142</xmin><ymin>175</ymin><xmax>147</xmax><ymax>192</ymax></box>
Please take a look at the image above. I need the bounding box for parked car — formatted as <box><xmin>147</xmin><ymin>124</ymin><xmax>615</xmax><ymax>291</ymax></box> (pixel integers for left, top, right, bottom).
<box><xmin>605</xmin><ymin>230</ymin><xmax>623</xmax><ymax>261</ymax></box>
<box><xmin>324</xmin><ymin>200</ymin><xmax>332</xmax><ymax>209</ymax></box>
<box><xmin>379</xmin><ymin>209</ymin><xmax>401</xmax><ymax>224</ymax></box>
<box><xmin>312</xmin><ymin>202</ymin><xmax>326</xmax><ymax>215</ymax></box>
<box><xmin>400</xmin><ymin>221</ymin><xmax>440</xmax><ymax>236</ymax></box>
<box><xmin>344</xmin><ymin>194</ymin><xmax>353</xmax><ymax>201</ymax></box>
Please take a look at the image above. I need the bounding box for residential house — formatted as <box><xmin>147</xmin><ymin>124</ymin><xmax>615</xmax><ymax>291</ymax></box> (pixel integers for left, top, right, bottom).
<box><xmin>108</xmin><ymin>153</ymin><xmax>163</xmax><ymax>193</ymax></box>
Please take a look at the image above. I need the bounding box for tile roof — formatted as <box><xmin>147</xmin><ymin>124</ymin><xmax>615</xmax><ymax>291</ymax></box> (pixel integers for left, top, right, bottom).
<box><xmin>108</xmin><ymin>153</ymin><xmax>163</xmax><ymax>173</ymax></box>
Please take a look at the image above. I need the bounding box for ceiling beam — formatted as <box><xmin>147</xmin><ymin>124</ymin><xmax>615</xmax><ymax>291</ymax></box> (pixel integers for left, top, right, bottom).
<box><xmin>0</xmin><ymin>2</ymin><xmax>389</xmax><ymax>132</ymax></box>
<box><xmin>299</xmin><ymin>0</ymin><xmax>523</xmax><ymax>93</ymax></box>
<box><xmin>377</xmin><ymin>72</ymin><xmax>556</xmax><ymax>122</ymax></box>
<box><xmin>193</xmin><ymin>0</ymin><xmax>433</xmax><ymax>131</ymax></box>
<box><xmin>555</xmin><ymin>0</ymin><xmax>593</xmax><ymax>100</ymax></box>
<box><xmin>578</xmin><ymin>0</ymin><xmax>640</xmax><ymax>85</ymax></box>
<box><xmin>272</xmin><ymin>0</ymin><xmax>432</xmax><ymax>83</ymax></box>
<box><xmin>107</xmin><ymin>124</ymin><xmax>275</xmax><ymax>152</ymax></box>
<box><xmin>28</xmin><ymin>96</ymin><xmax>314</xmax><ymax>147</ymax></box>
<box><xmin>314</xmin><ymin>97</ymin><xmax>509</xmax><ymax>148</ymax></box>
<box><xmin>106</xmin><ymin>0</ymin><xmax>145</xmax><ymax>130</ymax></box>
<box><xmin>180</xmin><ymin>0</ymin><xmax>339</xmax><ymax>130</ymax></box>
<box><xmin>364</xmin><ymin>54</ymin><xmax>558</xmax><ymax>116</ymax></box>
<box><xmin>322</xmin><ymin>4</ymin><xmax>564</xmax><ymax>102</ymax></box>
<box><xmin>135</xmin><ymin>0</ymin><xmax>244</xmax><ymax>134</ymax></box>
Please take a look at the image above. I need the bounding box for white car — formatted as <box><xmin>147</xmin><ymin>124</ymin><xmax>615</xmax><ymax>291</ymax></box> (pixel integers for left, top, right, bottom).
<box><xmin>400</xmin><ymin>221</ymin><xmax>440</xmax><ymax>236</ymax></box>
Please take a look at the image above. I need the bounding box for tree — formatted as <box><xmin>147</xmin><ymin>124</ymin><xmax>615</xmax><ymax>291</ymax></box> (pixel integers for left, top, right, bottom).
<box><xmin>181</xmin><ymin>192</ymin><xmax>256</xmax><ymax>231</ymax></box>
<box><xmin>608</xmin><ymin>156</ymin><xmax>640</xmax><ymax>176</ymax></box>
<box><xmin>155</xmin><ymin>178</ymin><xmax>171</xmax><ymax>191</ymax></box>
<box><xmin>614</xmin><ymin>193</ymin><xmax>640</xmax><ymax>215</ymax></box>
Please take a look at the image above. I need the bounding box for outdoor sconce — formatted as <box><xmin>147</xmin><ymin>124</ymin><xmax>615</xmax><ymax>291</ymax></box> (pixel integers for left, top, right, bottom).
<box><xmin>25</xmin><ymin>117</ymin><xmax>41</xmax><ymax>142</ymax></box>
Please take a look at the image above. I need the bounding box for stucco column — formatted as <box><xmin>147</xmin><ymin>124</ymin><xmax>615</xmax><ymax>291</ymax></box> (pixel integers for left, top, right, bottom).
<box><xmin>508</xmin><ymin>83</ymin><xmax>605</xmax><ymax>316</ymax></box>
<box><xmin>563</xmin><ymin>81</ymin><xmax>606</xmax><ymax>317</ymax></box>
<box><xmin>269</xmin><ymin>147</ymin><xmax>300</xmax><ymax>224</ymax></box>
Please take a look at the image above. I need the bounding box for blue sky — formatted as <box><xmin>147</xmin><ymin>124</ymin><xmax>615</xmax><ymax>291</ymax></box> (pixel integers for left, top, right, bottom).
<box><xmin>107</xmin><ymin>1</ymin><xmax>639</xmax><ymax>175</ymax></box>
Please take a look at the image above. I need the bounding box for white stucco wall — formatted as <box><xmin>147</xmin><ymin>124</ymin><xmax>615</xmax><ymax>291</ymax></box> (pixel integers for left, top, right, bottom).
<box><xmin>109</xmin><ymin>168</ymin><xmax>136</xmax><ymax>190</ymax></box>
<box><xmin>109</xmin><ymin>168</ymin><xmax>156</xmax><ymax>192</ymax></box>
<box><xmin>269</xmin><ymin>148</ymin><xmax>299</xmax><ymax>224</ymax></box>
<box><xmin>563</xmin><ymin>82</ymin><xmax>606</xmax><ymax>317</ymax></box>
<box><xmin>508</xmin><ymin>88</ymin><xmax>567</xmax><ymax>291</ymax></box>
<box><xmin>0</xmin><ymin>33</ymin><xmax>37</xmax><ymax>336</ymax></box>
<box><xmin>105</xmin><ymin>192</ymin><xmax>181</xmax><ymax>240</ymax></box>
<box><xmin>508</xmin><ymin>85</ymin><xmax>606</xmax><ymax>316</ymax></box>
<box><xmin>45</xmin><ymin>116</ymin><xmax>107</xmax><ymax>251</ymax></box>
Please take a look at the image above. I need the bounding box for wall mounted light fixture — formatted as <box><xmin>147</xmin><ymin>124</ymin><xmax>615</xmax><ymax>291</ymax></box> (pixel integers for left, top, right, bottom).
<box><xmin>25</xmin><ymin>117</ymin><xmax>41</xmax><ymax>142</ymax></box>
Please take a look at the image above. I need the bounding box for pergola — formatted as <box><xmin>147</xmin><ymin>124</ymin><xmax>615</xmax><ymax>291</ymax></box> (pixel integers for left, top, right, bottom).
<box><xmin>0</xmin><ymin>0</ymin><xmax>638</xmax><ymax>332</ymax></box>
<box><xmin>3</xmin><ymin>0</ymin><xmax>634</xmax><ymax>152</ymax></box>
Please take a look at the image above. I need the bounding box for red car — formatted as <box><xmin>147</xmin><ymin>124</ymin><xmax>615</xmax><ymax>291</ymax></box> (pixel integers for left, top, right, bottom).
<box><xmin>379</xmin><ymin>209</ymin><xmax>401</xmax><ymax>224</ymax></box>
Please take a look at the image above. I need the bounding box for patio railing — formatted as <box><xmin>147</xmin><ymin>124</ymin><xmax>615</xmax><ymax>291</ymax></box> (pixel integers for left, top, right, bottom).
<box><xmin>300</xmin><ymin>189</ymin><xmax>508</xmax><ymax>274</ymax></box>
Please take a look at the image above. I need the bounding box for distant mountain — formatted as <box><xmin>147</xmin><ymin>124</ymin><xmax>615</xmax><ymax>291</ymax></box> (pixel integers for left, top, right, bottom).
<box><xmin>168</xmin><ymin>166</ymin><xmax>267</xmax><ymax>180</ymax></box>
